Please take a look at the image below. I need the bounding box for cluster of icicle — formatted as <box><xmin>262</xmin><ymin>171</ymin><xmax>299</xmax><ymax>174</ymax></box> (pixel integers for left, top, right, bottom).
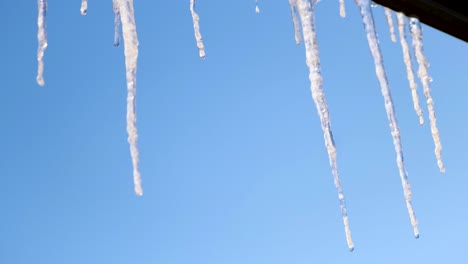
<box><xmin>36</xmin><ymin>0</ymin><xmax>445</xmax><ymax>250</ymax></box>
<box><xmin>287</xmin><ymin>0</ymin><xmax>445</xmax><ymax>250</ymax></box>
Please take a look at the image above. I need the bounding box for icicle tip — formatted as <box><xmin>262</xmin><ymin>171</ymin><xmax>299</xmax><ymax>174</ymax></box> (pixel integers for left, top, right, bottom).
<box><xmin>36</xmin><ymin>77</ymin><xmax>45</xmax><ymax>87</ymax></box>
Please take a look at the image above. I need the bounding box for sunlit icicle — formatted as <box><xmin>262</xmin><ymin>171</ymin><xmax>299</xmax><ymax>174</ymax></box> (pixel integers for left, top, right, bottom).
<box><xmin>80</xmin><ymin>0</ymin><xmax>88</xmax><ymax>15</ymax></box>
<box><xmin>190</xmin><ymin>0</ymin><xmax>206</xmax><ymax>58</ymax></box>
<box><xmin>36</xmin><ymin>0</ymin><xmax>48</xmax><ymax>87</ymax></box>
<box><xmin>356</xmin><ymin>0</ymin><xmax>419</xmax><ymax>238</ymax></box>
<box><xmin>297</xmin><ymin>0</ymin><xmax>354</xmax><ymax>251</ymax></box>
<box><xmin>113</xmin><ymin>0</ymin><xmax>122</xmax><ymax>47</ymax></box>
<box><xmin>256</xmin><ymin>0</ymin><xmax>260</xmax><ymax>13</ymax></box>
<box><xmin>396</xmin><ymin>13</ymin><xmax>424</xmax><ymax>125</ymax></box>
<box><xmin>383</xmin><ymin>8</ymin><xmax>396</xmax><ymax>42</ymax></box>
<box><xmin>289</xmin><ymin>0</ymin><xmax>302</xmax><ymax>44</ymax></box>
<box><xmin>409</xmin><ymin>18</ymin><xmax>445</xmax><ymax>173</ymax></box>
<box><xmin>119</xmin><ymin>0</ymin><xmax>143</xmax><ymax>196</ymax></box>
<box><xmin>339</xmin><ymin>0</ymin><xmax>346</xmax><ymax>18</ymax></box>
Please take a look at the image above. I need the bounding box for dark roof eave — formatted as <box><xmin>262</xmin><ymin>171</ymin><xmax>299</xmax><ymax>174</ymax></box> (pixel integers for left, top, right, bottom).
<box><xmin>372</xmin><ymin>0</ymin><xmax>468</xmax><ymax>42</ymax></box>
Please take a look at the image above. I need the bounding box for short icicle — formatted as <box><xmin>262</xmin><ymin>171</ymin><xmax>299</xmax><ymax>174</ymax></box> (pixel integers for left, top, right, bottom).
<box><xmin>396</xmin><ymin>13</ymin><xmax>424</xmax><ymax>125</ymax></box>
<box><xmin>113</xmin><ymin>0</ymin><xmax>122</xmax><ymax>47</ymax></box>
<box><xmin>289</xmin><ymin>0</ymin><xmax>302</xmax><ymax>44</ymax></box>
<box><xmin>409</xmin><ymin>18</ymin><xmax>445</xmax><ymax>173</ymax></box>
<box><xmin>355</xmin><ymin>0</ymin><xmax>419</xmax><ymax>238</ymax></box>
<box><xmin>256</xmin><ymin>0</ymin><xmax>260</xmax><ymax>13</ymax></box>
<box><xmin>119</xmin><ymin>0</ymin><xmax>143</xmax><ymax>196</ymax></box>
<box><xmin>297</xmin><ymin>0</ymin><xmax>354</xmax><ymax>251</ymax></box>
<box><xmin>190</xmin><ymin>0</ymin><xmax>206</xmax><ymax>58</ymax></box>
<box><xmin>383</xmin><ymin>7</ymin><xmax>396</xmax><ymax>42</ymax></box>
<box><xmin>339</xmin><ymin>0</ymin><xmax>346</xmax><ymax>18</ymax></box>
<box><xmin>81</xmin><ymin>0</ymin><xmax>88</xmax><ymax>15</ymax></box>
<box><xmin>36</xmin><ymin>0</ymin><xmax>48</xmax><ymax>87</ymax></box>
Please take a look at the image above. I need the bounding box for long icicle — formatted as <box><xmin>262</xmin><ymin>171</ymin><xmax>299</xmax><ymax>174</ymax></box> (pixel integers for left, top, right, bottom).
<box><xmin>396</xmin><ymin>13</ymin><xmax>424</xmax><ymax>125</ymax></box>
<box><xmin>80</xmin><ymin>0</ymin><xmax>88</xmax><ymax>15</ymax></box>
<box><xmin>297</xmin><ymin>0</ymin><xmax>354</xmax><ymax>251</ymax></box>
<box><xmin>119</xmin><ymin>0</ymin><xmax>143</xmax><ymax>196</ymax></box>
<box><xmin>383</xmin><ymin>7</ymin><xmax>396</xmax><ymax>42</ymax></box>
<box><xmin>289</xmin><ymin>0</ymin><xmax>302</xmax><ymax>44</ymax></box>
<box><xmin>409</xmin><ymin>18</ymin><xmax>445</xmax><ymax>173</ymax></box>
<box><xmin>113</xmin><ymin>0</ymin><xmax>122</xmax><ymax>47</ymax></box>
<box><xmin>36</xmin><ymin>0</ymin><xmax>48</xmax><ymax>87</ymax></box>
<box><xmin>339</xmin><ymin>0</ymin><xmax>346</xmax><ymax>18</ymax></box>
<box><xmin>190</xmin><ymin>0</ymin><xmax>206</xmax><ymax>58</ymax></box>
<box><xmin>355</xmin><ymin>0</ymin><xmax>419</xmax><ymax>238</ymax></box>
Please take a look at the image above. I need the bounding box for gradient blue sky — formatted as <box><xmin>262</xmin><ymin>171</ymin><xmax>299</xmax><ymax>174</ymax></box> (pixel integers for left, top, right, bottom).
<box><xmin>2</xmin><ymin>1</ymin><xmax>467</xmax><ymax>263</ymax></box>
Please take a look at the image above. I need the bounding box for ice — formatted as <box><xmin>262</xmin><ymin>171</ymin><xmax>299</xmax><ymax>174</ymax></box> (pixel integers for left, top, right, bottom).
<box><xmin>119</xmin><ymin>0</ymin><xmax>143</xmax><ymax>196</ymax></box>
<box><xmin>81</xmin><ymin>0</ymin><xmax>88</xmax><ymax>15</ymax></box>
<box><xmin>190</xmin><ymin>0</ymin><xmax>206</xmax><ymax>58</ymax></box>
<box><xmin>36</xmin><ymin>0</ymin><xmax>48</xmax><ymax>87</ymax></box>
<box><xmin>396</xmin><ymin>13</ymin><xmax>424</xmax><ymax>125</ymax></box>
<box><xmin>289</xmin><ymin>0</ymin><xmax>302</xmax><ymax>44</ymax></box>
<box><xmin>355</xmin><ymin>0</ymin><xmax>419</xmax><ymax>238</ymax></box>
<box><xmin>297</xmin><ymin>0</ymin><xmax>354</xmax><ymax>251</ymax></box>
<box><xmin>383</xmin><ymin>7</ymin><xmax>396</xmax><ymax>42</ymax></box>
<box><xmin>256</xmin><ymin>0</ymin><xmax>260</xmax><ymax>13</ymax></box>
<box><xmin>340</xmin><ymin>0</ymin><xmax>346</xmax><ymax>18</ymax></box>
<box><xmin>409</xmin><ymin>18</ymin><xmax>445</xmax><ymax>173</ymax></box>
<box><xmin>113</xmin><ymin>0</ymin><xmax>122</xmax><ymax>47</ymax></box>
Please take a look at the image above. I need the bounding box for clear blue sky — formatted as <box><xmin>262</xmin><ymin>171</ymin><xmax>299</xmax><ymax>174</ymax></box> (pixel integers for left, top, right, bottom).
<box><xmin>2</xmin><ymin>1</ymin><xmax>467</xmax><ymax>263</ymax></box>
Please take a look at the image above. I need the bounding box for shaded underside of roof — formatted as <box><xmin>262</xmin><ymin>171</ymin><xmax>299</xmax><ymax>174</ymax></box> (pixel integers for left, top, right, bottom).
<box><xmin>372</xmin><ymin>0</ymin><xmax>468</xmax><ymax>42</ymax></box>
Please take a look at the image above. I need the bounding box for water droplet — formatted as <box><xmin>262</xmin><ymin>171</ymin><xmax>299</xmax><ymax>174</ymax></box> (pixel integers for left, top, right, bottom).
<box><xmin>415</xmin><ymin>233</ymin><xmax>420</xmax><ymax>239</ymax></box>
<box><xmin>349</xmin><ymin>247</ymin><xmax>355</xmax><ymax>252</ymax></box>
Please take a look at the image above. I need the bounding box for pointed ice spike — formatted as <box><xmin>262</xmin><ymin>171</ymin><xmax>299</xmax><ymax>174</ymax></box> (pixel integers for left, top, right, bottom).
<box><xmin>383</xmin><ymin>7</ymin><xmax>396</xmax><ymax>42</ymax></box>
<box><xmin>113</xmin><ymin>0</ymin><xmax>122</xmax><ymax>47</ymax></box>
<box><xmin>296</xmin><ymin>0</ymin><xmax>354</xmax><ymax>251</ymax></box>
<box><xmin>190</xmin><ymin>0</ymin><xmax>206</xmax><ymax>59</ymax></box>
<box><xmin>396</xmin><ymin>13</ymin><xmax>424</xmax><ymax>125</ymax></box>
<box><xmin>119</xmin><ymin>0</ymin><xmax>143</xmax><ymax>196</ymax></box>
<box><xmin>80</xmin><ymin>0</ymin><xmax>88</xmax><ymax>15</ymax></box>
<box><xmin>256</xmin><ymin>0</ymin><xmax>260</xmax><ymax>13</ymax></box>
<box><xmin>355</xmin><ymin>0</ymin><xmax>419</xmax><ymax>238</ymax></box>
<box><xmin>409</xmin><ymin>18</ymin><xmax>445</xmax><ymax>173</ymax></box>
<box><xmin>36</xmin><ymin>0</ymin><xmax>48</xmax><ymax>87</ymax></box>
<box><xmin>289</xmin><ymin>0</ymin><xmax>302</xmax><ymax>45</ymax></box>
<box><xmin>339</xmin><ymin>0</ymin><xmax>346</xmax><ymax>18</ymax></box>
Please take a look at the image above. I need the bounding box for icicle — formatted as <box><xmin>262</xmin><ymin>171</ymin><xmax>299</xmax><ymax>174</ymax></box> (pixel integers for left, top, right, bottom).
<box><xmin>289</xmin><ymin>0</ymin><xmax>302</xmax><ymax>45</ymax></box>
<box><xmin>119</xmin><ymin>0</ymin><xmax>143</xmax><ymax>196</ymax></box>
<box><xmin>189</xmin><ymin>0</ymin><xmax>206</xmax><ymax>59</ymax></box>
<box><xmin>396</xmin><ymin>13</ymin><xmax>424</xmax><ymax>125</ymax></box>
<box><xmin>383</xmin><ymin>8</ymin><xmax>396</xmax><ymax>42</ymax></box>
<box><xmin>339</xmin><ymin>0</ymin><xmax>346</xmax><ymax>18</ymax></box>
<box><xmin>36</xmin><ymin>0</ymin><xmax>48</xmax><ymax>87</ymax></box>
<box><xmin>355</xmin><ymin>0</ymin><xmax>419</xmax><ymax>238</ymax></box>
<box><xmin>296</xmin><ymin>0</ymin><xmax>354</xmax><ymax>251</ymax></box>
<box><xmin>113</xmin><ymin>0</ymin><xmax>122</xmax><ymax>47</ymax></box>
<box><xmin>255</xmin><ymin>0</ymin><xmax>260</xmax><ymax>13</ymax></box>
<box><xmin>409</xmin><ymin>18</ymin><xmax>445</xmax><ymax>173</ymax></box>
<box><xmin>80</xmin><ymin>0</ymin><xmax>88</xmax><ymax>15</ymax></box>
